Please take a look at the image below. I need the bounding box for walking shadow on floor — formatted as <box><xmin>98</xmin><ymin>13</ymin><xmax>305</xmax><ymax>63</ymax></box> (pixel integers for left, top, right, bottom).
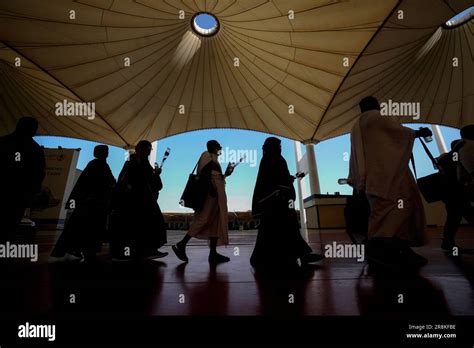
<box><xmin>446</xmin><ymin>252</ymin><xmax>474</xmax><ymax>289</ymax></box>
<box><xmin>356</xmin><ymin>265</ymin><xmax>449</xmax><ymax>316</ymax></box>
<box><xmin>48</xmin><ymin>259</ymin><xmax>165</xmax><ymax>316</ymax></box>
<box><xmin>253</xmin><ymin>265</ymin><xmax>318</xmax><ymax>317</ymax></box>
<box><xmin>172</xmin><ymin>262</ymin><xmax>230</xmax><ymax>316</ymax></box>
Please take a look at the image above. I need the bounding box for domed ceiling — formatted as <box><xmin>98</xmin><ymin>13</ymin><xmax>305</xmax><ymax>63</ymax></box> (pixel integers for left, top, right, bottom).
<box><xmin>0</xmin><ymin>0</ymin><xmax>472</xmax><ymax>147</ymax></box>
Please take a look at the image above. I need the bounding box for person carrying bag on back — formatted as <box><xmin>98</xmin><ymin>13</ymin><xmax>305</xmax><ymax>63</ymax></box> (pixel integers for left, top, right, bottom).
<box><xmin>457</xmin><ymin>125</ymin><xmax>474</xmax><ymax>201</ymax></box>
<box><xmin>437</xmin><ymin>137</ymin><xmax>474</xmax><ymax>252</ymax></box>
<box><xmin>173</xmin><ymin>140</ymin><xmax>234</xmax><ymax>263</ymax></box>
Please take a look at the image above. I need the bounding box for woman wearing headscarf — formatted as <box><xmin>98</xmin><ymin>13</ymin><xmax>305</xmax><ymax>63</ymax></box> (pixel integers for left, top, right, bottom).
<box><xmin>172</xmin><ymin>140</ymin><xmax>233</xmax><ymax>263</ymax></box>
<box><xmin>250</xmin><ymin>137</ymin><xmax>323</xmax><ymax>272</ymax></box>
<box><xmin>50</xmin><ymin>145</ymin><xmax>115</xmax><ymax>262</ymax></box>
<box><xmin>110</xmin><ymin>140</ymin><xmax>167</xmax><ymax>261</ymax></box>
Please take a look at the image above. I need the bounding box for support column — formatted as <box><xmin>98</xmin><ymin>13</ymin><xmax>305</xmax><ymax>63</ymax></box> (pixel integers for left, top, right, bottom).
<box><xmin>305</xmin><ymin>143</ymin><xmax>321</xmax><ymax>195</ymax></box>
<box><xmin>431</xmin><ymin>125</ymin><xmax>448</xmax><ymax>155</ymax></box>
<box><xmin>149</xmin><ymin>141</ymin><xmax>158</xmax><ymax>167</ymax></box>
<box><xmin>304</xmin><ymin>142</ymin><xmax>322</xmax><ymax>248</ymax></box>
<box><xmin>294</xmin><ymin>141</ymin><xmax>308</xmax><ymax>241</ymax></box>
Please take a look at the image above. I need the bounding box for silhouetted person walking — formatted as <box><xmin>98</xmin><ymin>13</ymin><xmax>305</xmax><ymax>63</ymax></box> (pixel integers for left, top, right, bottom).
<box><xmin>173</xmin><ymin>140</ymin><xmax>233</xmax><ymax>263</ymax></box>
<box><xmin>111</xmin><ymin>140</ymin><xmax>167</xmax><ymax>261</ymax></box>
<box><xmin>50</xmin><ymin>145</ymin><xmax>116</xmax><ymax>262</ymax></box>
<box><xmin>348</xmin><ymin>96</ymin><xmax>429</xmax><ymax>269</ymax></box>
<box><xmin>437</xmin><ymin>139</ymin><xmax>474</xmax><ymax>251</ymax></box>
<box><xmin>457</xmin><ymin>125</ymin><xmax>474</xmax><ymax>195</ymax></box>
<box><xmin>250</xmin><ymin>137</ymin><xmax>323</xmax><ymax>272</ymax></box>
<box><xmin>0</xmin><ymin>117</ymin><xmax>45</xmax><ymax>243</ymax></box>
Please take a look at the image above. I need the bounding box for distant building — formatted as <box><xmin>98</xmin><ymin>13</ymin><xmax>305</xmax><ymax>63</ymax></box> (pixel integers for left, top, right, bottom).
<box><xmin>163</xmin><ymin>211</ymin><xmax>301</xmax><ymax>230</ymax></box>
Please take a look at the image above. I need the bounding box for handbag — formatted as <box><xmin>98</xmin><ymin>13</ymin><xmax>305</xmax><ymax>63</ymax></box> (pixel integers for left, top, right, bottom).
<box><xmin>413</xmin><ymin>138</ymin><xmax>449</xmax><ymax>203</ymax></box>
<box><xmin>180</xmin><ymin>161</ymin><xmax>210</xmax><ymax>212</ymax></box>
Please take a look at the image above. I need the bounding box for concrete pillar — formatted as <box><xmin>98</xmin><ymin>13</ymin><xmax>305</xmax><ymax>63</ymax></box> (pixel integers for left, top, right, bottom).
<box><xmin>305</xmin><ymin>143</ymin><xmax>321</xmax><ymax>195</ymax></box>
<box><xmin>149</xmin><ymin>141</ymin><xmax>158</xmax><ymax>167</ymax></box>
<box><xmin>294</xmin><ymin>141</ymin><xmax>308</xmax><ymax>241</ymax></box>
<box><xmin>431</xmin><ymin>125</ymin><xmax>448</xmax><ymax>155</ymax></box>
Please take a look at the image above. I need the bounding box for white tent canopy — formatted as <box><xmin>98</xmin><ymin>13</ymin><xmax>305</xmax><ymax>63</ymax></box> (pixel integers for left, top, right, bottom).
<box><xmin>0</xmin><ymin>0</ymin><xmax>472</xmax><ymax>147</ymax></box>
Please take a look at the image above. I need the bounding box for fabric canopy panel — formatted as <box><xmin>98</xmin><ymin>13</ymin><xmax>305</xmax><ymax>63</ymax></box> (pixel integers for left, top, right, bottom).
<box><xmin>0</xmin><ymin>43</ymin><xmax>127</xmax><ymax>145</ymax></box>
<box><xmin>316</xmin><ymin>0</ymin><xmax>474</xmax><ymax>141</ymax></box>
<box><xmin>0</xmin><ymin>0</ymin><xmax>472</xmax><ymax>147</ymax></box>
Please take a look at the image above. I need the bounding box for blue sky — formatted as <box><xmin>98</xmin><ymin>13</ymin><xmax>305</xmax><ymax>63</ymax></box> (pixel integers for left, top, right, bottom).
<box><xmin>35</xmin><ymin>124</ymin><xmax>461</xmax><ymax>213</ymax></box>
<box><xmin>195</xmin><ymin>13</ymin><xmax>217</xmax><ymax>29</ymax></box>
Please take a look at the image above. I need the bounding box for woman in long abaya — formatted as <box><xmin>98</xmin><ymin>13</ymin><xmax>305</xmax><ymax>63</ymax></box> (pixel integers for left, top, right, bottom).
<box><xmin>110</xmin><ymin>140</ymin><xmax>168</xmax><ymax>261</ymax></box>
<box><xmin>250</xmin><ymin>137</ymin><xmax>323</xmax><ymax>272</ymax></box>
<box><xmin>50</xmin><ymin>145</ymin><xmax>116</xmax><ymax>262</ymax></box>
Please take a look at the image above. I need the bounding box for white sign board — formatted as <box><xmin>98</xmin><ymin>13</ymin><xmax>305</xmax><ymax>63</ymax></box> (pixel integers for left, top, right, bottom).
<box><xmin>30</xmin><ymin>148</ymin><xmax>80</xmax><ymax>228</ymax></box>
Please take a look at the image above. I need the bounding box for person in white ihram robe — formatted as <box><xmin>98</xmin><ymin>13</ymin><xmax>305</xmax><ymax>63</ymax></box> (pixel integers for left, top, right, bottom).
<box><xmin>348</xmin><ymin>96</ymin><xmax>430</xmax><ymax>268</ymax></box>
<box><xmin>172</xmin><ymin>140</ymin><xmax>233</xmax><ymax>263</ymax></box>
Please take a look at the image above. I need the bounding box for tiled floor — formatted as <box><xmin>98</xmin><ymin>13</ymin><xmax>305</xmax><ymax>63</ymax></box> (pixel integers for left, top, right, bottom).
<box><xmin>1</xmin><ymin>227</ymin><xmax>473</xmax><ymax>317</ymax></box>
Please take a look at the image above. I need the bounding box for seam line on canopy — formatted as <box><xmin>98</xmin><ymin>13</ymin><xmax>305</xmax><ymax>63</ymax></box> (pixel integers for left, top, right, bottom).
<box><xmin>211</xmin><ymin>33</ymin><xmax>246</xmax><ymax>130</ymax></box>
<box><xmin>0</xmin><ymin>40</ymin><xmax>130</xmax><ymax>147</ymax></box>
<box><xmin>323</xmin><ymin>27</ymin><xmax>451</xmax><ymax>138</ymax></box>
<box><xmin>91</xmin><ymin>28</ymin><xmax>190</xmax><ymax>117</ymax></box>
<box><xmin>3</xmin><ymin>55</ymin><xmax>119</xmax><ymax>141</ymax></box>
<box><xmin>310</xmin><ymin>0</ymin><xmax>402</xmax><ymax>142</ymax></box>
<box><xmin>225</xmin><ymin>24</ymin><xmax>370</xmax><ymax>58</ymax></box>
<box><xmin>161</xmin><ymin>32</ymin><xmax>203</xmax><ymax>138</ymax></box>
<box><xmin>216</xmin><ymin>0</ymin><xmax>271</xmax><ymax>19</ymax></box>
<box><xmin>209</xmin><ymin>30</ymin><xmax>269</xmax><ymax>131</ymax></box>
<box><xmin>319</xmin><ymin>34</ymin><xmax>438</xmax><ymax>136</ymax></box>
<box><xmin>132</xmin><ymin>0</ymin><xmax>193</xmax><ymax>17</ymax></box>
<box><xmin>421</xmin><ymin>27</ymin><xmax>453</xmax><ymax>126</ymax></box>
<box><xmin>82</xmin><ymin>29</ymin><xmax>188</xmax><ymax>105</ymax></box>
<box><xmin>438</xmin><ymin>27</ymin><xmax>456</xmax><ymax>126</ymax></box>
<box><xmin>215</xmin><ymin>35</ymin><xmax>253</xmax><ymax>130</ymax></box>
<box><xmin>459</xmin><ymin>24</ymin><xmax>468</xmax><ymax>126</ymax></box>
<box><xmin>217</xmin><ymin>30</ymin><xmax>301</xmax><ymax>138</ymax></box>
<box><xmin>2</xmin><ymin>65</ymin><xmax>83</xmax><ymax>138</ymax></box>
<box><xmin>134</xmin><ymin>29</ymin><xmax>200</xmax><ymax>141</ymax></box>
<box><xmin>219</xmin><ymin>31</ymin><xmax>326</xmax><ymax>125</ymax></box>
<box><xmin>387</xmin><ymin>31</ymin><xmax>446</xmax><ymax>108</ymax></box>
<box><xmin>224</xmin><ymin>28</ymin><xmax>344</xmax><ymax>91</ymax></box>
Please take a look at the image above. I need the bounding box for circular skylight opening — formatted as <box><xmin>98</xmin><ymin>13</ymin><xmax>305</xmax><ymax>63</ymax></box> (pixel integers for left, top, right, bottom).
<box><xmin>191</xmin><ymin>12</ymin><xmax>220</xmax><ymax>37</ymax></box>
<box><xmin>444</xmin><ymin>6</ymin><xmax>473</xmax><ymax>28</ymax></box>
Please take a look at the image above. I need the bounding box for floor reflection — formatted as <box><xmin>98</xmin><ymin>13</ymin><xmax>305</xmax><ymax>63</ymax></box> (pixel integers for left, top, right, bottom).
<box><xmin>253</xmin><ymin>265</ymin><xmax>317</xmax><ymax>317</ymax></box>
<box><xmin>357</xmin><ymin>265</ymin><xmax>449</xmax><ymax>316</ymax></box>
<box><xmin>48</xmin><ymin>260</ymin><xmax>165</xmax><ymax>315</ymax></box>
